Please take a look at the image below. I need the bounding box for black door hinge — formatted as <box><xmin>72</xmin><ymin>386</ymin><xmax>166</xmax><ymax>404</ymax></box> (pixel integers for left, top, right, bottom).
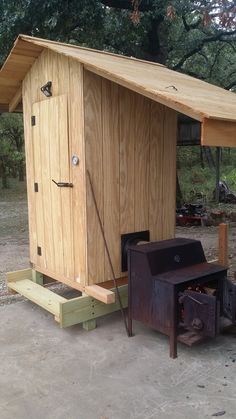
<box><xmin>34</xmin><ymin>183</ymin><xmax>38</xmax><ymax>192</ymax></box>
<box><xmin>37</xmin><ymin>246</ymin><xmax>42</xmax><ymax>256</ymax></box>
<box><xmin>31</xmin><ymin>115</ymin><xmax>36</xmax><ymax>126</ymax></box>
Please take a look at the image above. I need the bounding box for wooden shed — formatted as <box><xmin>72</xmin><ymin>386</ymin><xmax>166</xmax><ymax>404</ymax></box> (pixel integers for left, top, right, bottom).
<box><xmin>2</xmin><ymin>35</ymin><xmax>236</xmax><ymax>309</ymax></box>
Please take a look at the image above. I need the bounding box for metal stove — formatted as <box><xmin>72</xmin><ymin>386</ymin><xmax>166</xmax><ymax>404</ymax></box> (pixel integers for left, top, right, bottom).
<box><xmin>127</xmin><ymin>238</ymin><xmax>236</xmax><ymax>358</ymax></box>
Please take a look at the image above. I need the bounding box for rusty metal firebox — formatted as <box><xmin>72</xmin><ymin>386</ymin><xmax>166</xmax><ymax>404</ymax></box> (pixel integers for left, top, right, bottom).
<box><xmin>128</xmin><ymin>238</ymin><xmax>236</xmax><ymax>358</ymax></box>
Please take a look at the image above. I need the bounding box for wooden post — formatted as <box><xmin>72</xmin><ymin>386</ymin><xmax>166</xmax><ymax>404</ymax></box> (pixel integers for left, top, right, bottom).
<box><xmin>32</xmin><ymin>270</ymin><xmax>44</xmax><ymax>285</ymax></box>
<box><xmin>215</xmin><ymin>147</ymin><xmax>221</xmax><ymax>203</ymax></box>
<box><xmin>218</xmin><ymin>223</ymin><xmax>228</xmax><ymax>267</ymax></box>
<box><xmin>81</xmin><ymin>291</ymin><xmax>97</xmax><ymax>331</ymax></box>
<box><xmin>82</xmin><ymin>319</ymin><xmax>97</xmax><ymax>331</ymax></box>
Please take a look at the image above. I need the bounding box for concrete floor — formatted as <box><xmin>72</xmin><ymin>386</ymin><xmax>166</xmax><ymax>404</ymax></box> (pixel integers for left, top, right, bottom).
<box><xmin>1</xmin><ymin>302</ymin><xmax>236</xmax><ymax>419</ymax></box>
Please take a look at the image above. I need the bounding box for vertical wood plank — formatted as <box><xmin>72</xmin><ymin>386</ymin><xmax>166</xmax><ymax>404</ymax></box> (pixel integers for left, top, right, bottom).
<box><xmin>119</xmin><ymin>87</ymin><xmax>135</xmax><ymax>234</ymax></box>
<box><xmin>218</xmin><ymin>223</ymin><xmax>228</xmax><ymax>266</ymax></box>
<box><xmin>162</xmin><ymin>107</ymin><xmax>177</xmax><ymax>239</ymax></box>
<box><xmin>32</xmin><ymin>102</ymin><xmax>45</xmax><ymax>267</ymax></box>
<box><xmin>38</xmin><ymin>50</ymin><xmax>55</xmax><ymax>273</ymax></box>
<box><xmin>69</xmin><ymin>59</ymin><xmax>87</xmax><ymax>285</ymax></box>
<box><xmin>102</xmin><ymin>79</ymin><xmax>120</xmax><ymax>279</ymax></box>
<box><xmin>48</xmin><ymin>97</ymin><xmax>65</xmax><ymax>275</ymax></box>
<box><xmin>38</xmin><ymin>97</ymin><xmax>55</xmax><ymax>272</ymax></box>
<box><xmin>53</xmin><ymin>53</ymin><xmax>74</xmax><ymax>279</ymax></box>
<box><xmin>134</xmin><ymin>96</ymin><xmax>150</xmax><ymax>231</ymax></box>
<box><xmin>84</xmin><ymin>71</ymin><xmax>104</xmax><ymax>285</ymax></box>
<box><xmin>149</xmin><ymin>102</ymin><xmax>165</xmax><ymax>241</ymax></box>
<box><xmin>22</xmin><ymin>72</ymin><xmax>37</xmax><ymax>264</ymax></box>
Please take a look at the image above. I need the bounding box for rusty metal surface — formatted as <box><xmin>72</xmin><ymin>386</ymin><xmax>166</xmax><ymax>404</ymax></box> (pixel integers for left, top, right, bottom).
<box><xmin>157</xmin><ymin>262</ymin><xmax>227</xmax><ymax>285</ymax></box>
<box><xmin>180</xmin><ymin>290</ymin><xmax>219</xmax><ymax>337</ymax></box>
<box><xmin>128</xmin><ymin>237</ymin><xmax>230</xmax><ymax>358</ymax></box>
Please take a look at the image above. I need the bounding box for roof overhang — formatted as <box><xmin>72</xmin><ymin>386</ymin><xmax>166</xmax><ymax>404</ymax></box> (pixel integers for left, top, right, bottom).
<box><xmin>0</xmin><ymin>35</ymin><xmax>236</xmax><ymax>146</ymax></box>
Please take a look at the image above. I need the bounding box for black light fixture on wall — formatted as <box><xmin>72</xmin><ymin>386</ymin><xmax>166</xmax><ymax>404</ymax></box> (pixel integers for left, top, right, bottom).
<box><xmin>40</xmin><ymin>81</ymin><xmax>52</xmax><ymax>97</ymax></box>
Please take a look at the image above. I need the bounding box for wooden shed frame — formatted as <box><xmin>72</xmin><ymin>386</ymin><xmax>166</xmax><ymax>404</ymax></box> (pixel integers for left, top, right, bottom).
<box><xmin>1</xmin><ymin>35</ymin><xmax>236</xmax><ymax>311</ymax></box>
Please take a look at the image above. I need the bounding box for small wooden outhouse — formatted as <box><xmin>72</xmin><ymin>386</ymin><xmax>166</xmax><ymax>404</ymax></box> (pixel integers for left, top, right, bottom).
<box><xmin>1</xmin><ymin>35</ymin><xmax>236</xmax><ymax>305</ymax></box>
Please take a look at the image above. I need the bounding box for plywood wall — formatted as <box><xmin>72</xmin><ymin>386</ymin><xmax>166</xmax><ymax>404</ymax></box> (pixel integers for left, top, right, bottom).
<box><xmin>22</xmin><ymin>49</ymin><xmax>87</xmax><ymax>287</ymax></box>
<box><xmin>84</xmin><ymin>71</ymin><xmax>177</xmax><ymax>285</ymax></box>
<box><xmin>22</xmin><ymin>51</ymin><xmax>177</xmax><ymax>289</ymax></box>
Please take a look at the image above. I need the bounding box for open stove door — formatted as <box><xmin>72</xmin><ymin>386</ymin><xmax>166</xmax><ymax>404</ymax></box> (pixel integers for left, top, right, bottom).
<box><xmin>180</xmin><ymin>290</ymin><xmax>219</xmax><ymax>337</ymax></box>
<box><xmin>223</xmin><ymin>279</ymin><xmax>236</xmax><ymax>323</ymax></box>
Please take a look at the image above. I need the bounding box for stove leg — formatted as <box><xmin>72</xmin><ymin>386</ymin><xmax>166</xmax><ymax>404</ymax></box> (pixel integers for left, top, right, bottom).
<box><xmin>169</xmin><ymin>330</ymin><xmax>177</xmax><ymax>358</ymax></box>
<box><xmin>128</xmin><ymin>311</ymin><xmax>133</xmax><ymax>337</ymax></box>
<box><xmin>170</xmin><ymin>288</ymin><xmax>177</xmax><ymax>358</ymax></box>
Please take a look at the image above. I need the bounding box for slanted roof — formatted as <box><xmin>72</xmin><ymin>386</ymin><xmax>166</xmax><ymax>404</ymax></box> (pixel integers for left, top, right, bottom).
<box><xmin>1</xmin><ymin>34</ymin><xmax>236</xmax><ymax>146</ymax></box>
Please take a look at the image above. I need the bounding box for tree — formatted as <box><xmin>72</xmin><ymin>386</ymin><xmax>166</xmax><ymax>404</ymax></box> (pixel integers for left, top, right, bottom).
<box><xmin>0</xmin><ymin>1</ymin><xmax>235</xmax><ymax>195</ymax></box>
<box><xmin>0</xmin><ymin>114</ymin><xmax>25</xmax><ymax>188</ymax></box>
<box><xmin>0</xmin><ymin>1</ymin><xmax>235</xmax><ymax>88</ymax></box>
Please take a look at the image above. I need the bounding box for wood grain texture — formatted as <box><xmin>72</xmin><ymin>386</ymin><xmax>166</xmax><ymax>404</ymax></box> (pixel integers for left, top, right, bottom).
<box><xmin>38</xmin><ymin>99</ymin><xmax>55</xmax><ymax>272</ymax></box>
<box><xmin>32</xmin><ymin>102</ymin><xmax>45</xmax><ymax>267</ymax></box>
<box><xmin>53</xmin><ymin>53</ymin><xmax>74</xmax><ymax>279</ymax></box>
<box><xmin>50</xmin><ymin>96</ymin><xmax>68</xmax><ymax>276</ymax></box>
<box><xmin>84</xmin><ymin>71</ymin><xmax>105</xmax><ymax>285</ymax></box>
<box><xmin>24</xmin><ymin>49</ymin><xmax>178</xmax><ymax>289</ymax></box>
<box><xmin>24</xmin><ymin>49</ymin><xmax>82</xmax><ymax>285</ymax></box>
<box><xmin>84</xmin><ymin>284</ymin><xmax>115</xmax><ymax>304</ymax></box>
<box><xmin>134</xmin><ymin>95</ymin><xmax>150</xmax><ymax>231</ymax></box>
<box><xmin>119</xmin><ymin>86</ymin><xmax>135</xmax><ymax>234</ymax></box>
<box><xmin>9</xmin><ymin>86</ymin><xmax>22</xmax><ymax>112</ymax></box>
<box><xmin>218</xmin><ymin>223</ymin><xmax>228</xmax><ymax>267</ymax></box>
<box><xmin>22</xmin><ymin>72</ymin><xmax>37</xmax><ymax>264</ymax></box>
<box><xmin>8</xmin><ymin>279</ymin><xmax>66</xmax><ymax>317</ymax></box>
<box><xmin>202</xmin><ymin>118</ymin><xmax>236</xmax><ymax>147</ymax></box>
<box><xmin>16</xmin><ymin>35</ymin><xmax>236</xmax><ymax>123</ymax></box>
<box><xmin>162</xmin><ymin>107</ymin><xmax>177</xmax><ymax>239</ymax></box>
<box><xmin>102</xmin><ymin>79</ymin><xmax>120</xmax><ymax>279</ymax></box>
<box><xmin>149</xmin><ymin>102</ymin><xmax>165</xmax><ymax>241</ymax></box>
<box><xmin>69</xmin><ymin>59</ymin><xmax>87</xmax><ymax>285</ymax></box>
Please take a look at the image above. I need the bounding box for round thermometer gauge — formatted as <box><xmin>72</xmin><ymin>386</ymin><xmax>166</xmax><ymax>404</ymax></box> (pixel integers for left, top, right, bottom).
<box><xmin>72</xmin><ymin>155</ymin><xmax>79</xmax><ymax>166</ymax></box>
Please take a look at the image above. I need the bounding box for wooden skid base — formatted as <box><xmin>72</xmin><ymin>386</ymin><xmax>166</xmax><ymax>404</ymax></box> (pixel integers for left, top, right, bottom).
<box><xmin>6</xmin><ymin>268</ymin><xmax>128</xmax><ymax>328</ymax></box>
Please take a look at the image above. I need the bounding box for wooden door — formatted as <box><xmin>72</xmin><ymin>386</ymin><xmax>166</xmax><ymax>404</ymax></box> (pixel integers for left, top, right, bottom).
<box><xmin>32</xmin><ymin>95</ymin><xmax>74</xmax><ymax>280</ymax></box>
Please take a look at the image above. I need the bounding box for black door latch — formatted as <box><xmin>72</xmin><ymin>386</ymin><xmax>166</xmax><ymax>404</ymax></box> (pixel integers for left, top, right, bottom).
<box><xmin>52</xmin><ymin>179</ymin><xmax>73</xmax><ymax>188</ymax></box>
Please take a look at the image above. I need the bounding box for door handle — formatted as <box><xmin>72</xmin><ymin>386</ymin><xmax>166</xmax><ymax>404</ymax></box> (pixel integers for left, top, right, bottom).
<box><xmin>52</xmin><ymin>179</ymin><xmax>73</xmax><ymax>188</ymax></box>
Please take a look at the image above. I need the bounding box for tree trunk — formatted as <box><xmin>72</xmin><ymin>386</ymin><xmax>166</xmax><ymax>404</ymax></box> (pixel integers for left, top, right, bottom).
<box><xmin>145</xmin><ymin>16</ymin><xmax>165</xmax><ymax>63</ymax></box>
<box><xmin>2</xmin><ymin>169</ymin><xmax>9</xmax><ymax>189</ymax></box>
<box><xmin>200</xmin><ymin>146</ymin><xmax>204</xmax><ymax>168</ymax></box>
<box><xmin>176</xmin><ymin>173</ymin><xmax>183</xmax><ymax>207</ymax></box>
<box><xmin>18</xmin><ymin>162</ymin><xmax>24</xmax><ymax>181</ymax></box>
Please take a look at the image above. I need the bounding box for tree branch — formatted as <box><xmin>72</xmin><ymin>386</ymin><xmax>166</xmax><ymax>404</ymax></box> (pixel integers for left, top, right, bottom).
<box><xmin>100</xmin><ymin>0</ymin><xmax>153</xmax><ymax>12</ymax></box>
<box><xmin>182</xmin><ymin>14</ymin><xmax>202</xmax><ymax>31</ymax></box>
<box><xmin>173</xmin><ymin>29</ymin><xmax>236</xmax><ymax>70</ymax></box>
<box><xmin>225</xmin><ymin>80</ymin><xmax>236</xmax><ymax>90</ymax></box>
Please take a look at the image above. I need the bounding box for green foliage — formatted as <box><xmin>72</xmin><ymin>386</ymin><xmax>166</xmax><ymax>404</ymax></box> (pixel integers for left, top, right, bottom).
<box><xmin>222</xmin><ymin>167</ymin><xmax>236</xmax><ymax>189</ymax></box>
<box><xmin>0</xmin><ymin>0</ymin><xmax>235</xmax><ymax>192</ymax></box>
<box><xmin>178</xmin><ymin>147</ymin><xmax>236</xmax><ymax>203</ymax></box>
<box><xmin>0</xmin><ymin>114</ymin><xmax>24</xmax><ymax>188</ymax></box>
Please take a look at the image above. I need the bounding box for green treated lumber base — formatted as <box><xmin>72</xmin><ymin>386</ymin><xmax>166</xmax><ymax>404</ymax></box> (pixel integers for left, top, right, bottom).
<box><xmin>6</xmin><ymin>268</ymin><xmax>128</xmax><ymax>329</ymax></box>
<box><xmin>83</xmin><ymin>319</ymin><xmax>97</xmax><ymax>331</ymax></box>
<box><xmin>60</xmin><ymin>284</ymin><xmax>128</xmax><ymax>328</ymax></box>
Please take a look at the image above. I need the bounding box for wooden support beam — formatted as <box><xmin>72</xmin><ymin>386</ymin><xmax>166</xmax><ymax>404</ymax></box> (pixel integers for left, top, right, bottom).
<box><xmin>32</xmin><ymin>270</ymin><xmax>44</xmax><ymax>285</ymax></box>
<box><xmin>9</xmin><ymin>86</ymin><xmax>22</xmax><ymax>112</ymax></box>
<box><xmin>8</xmin><ymin>279</ymin><xmax>67</xmax><ymax>317</ymax></box>
<box><xmin>202</xmin><ymin>118</ymin><xmax>236</xmax><ymax>148</ymax></box>
<box><xmin>6</xmin><ymin>268</ymin><xmax>32</xmax><ymax>283</ymax></box>
<box><xmin>83</xmin><ymin>319</ymin><xmax>97</xmax><ymax>331</ymax></box>
<box><xmin>84</xmin><ymin>284</ymin><xmax>115</xmax><ymax>304</ymax></box>
<box><xmin>218</xmin><ymin>223</ymin><xmax>228</xmax><ymax>267</ymax></box>
<box><xmin>59</xmin><ymin>284</ymin><xmax>128</xmax><ymax>328</ymax></box>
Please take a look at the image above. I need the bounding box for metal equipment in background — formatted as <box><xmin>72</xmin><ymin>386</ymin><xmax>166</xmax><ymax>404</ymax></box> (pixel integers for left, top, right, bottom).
<box><xmin>127</xmin><ymin>238</ymin><xmax>236</xmax><ymax>358</ymax></box>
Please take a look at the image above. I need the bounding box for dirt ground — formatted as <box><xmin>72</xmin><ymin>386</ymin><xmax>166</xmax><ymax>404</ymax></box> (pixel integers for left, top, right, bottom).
<box><xmin>1</xmin><ymin>180</ymin><xmax>236</xmax><ymax>301</ymax></box>
<box><xmin>2</xmin><ymin>182</ymin><xmax>236</xmax><ymax>419</ymax></box>
<box><xmin>0</xmin><ymin>181</ymin><xmax>29</xmax><ymax>297</ymax></box>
